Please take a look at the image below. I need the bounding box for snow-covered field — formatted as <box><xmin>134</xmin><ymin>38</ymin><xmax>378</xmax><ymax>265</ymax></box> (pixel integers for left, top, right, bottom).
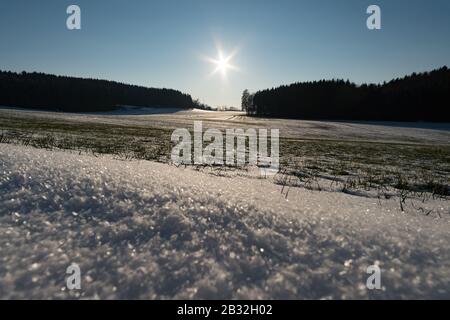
<box><xmin>1</xmin><ymin>143</ymin><xmax>449</xmax><ymax>299</ymax></box>
<box><xmin>2</xmin><ymin>106</ymin><xmax>450</xmax><ymax>144</ymax></box>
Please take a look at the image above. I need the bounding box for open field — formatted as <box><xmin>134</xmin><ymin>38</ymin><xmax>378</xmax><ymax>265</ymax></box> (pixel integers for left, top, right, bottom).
<box><xmin>1</xmin><ymin>107</ymin><xmax>449</xmax><ymax>299</ymax></box>
<box><xmin>1</xmin><ymin>107</ymin><xmax>449</xmax><ymax>205</ymax></box>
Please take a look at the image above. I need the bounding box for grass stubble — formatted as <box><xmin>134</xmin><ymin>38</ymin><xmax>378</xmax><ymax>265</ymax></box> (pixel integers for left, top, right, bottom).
<box><xmin>1</xmin><ymin>111</ymin><xmax>448</xmax><ymax>217</ymax></box>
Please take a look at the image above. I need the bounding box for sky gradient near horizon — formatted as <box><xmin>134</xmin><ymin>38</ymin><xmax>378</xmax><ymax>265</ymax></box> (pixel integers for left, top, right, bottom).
<box><xmin>1</xmin><ymin>0</ymin><xmax>450</xmax><ymax>107</ymax></box>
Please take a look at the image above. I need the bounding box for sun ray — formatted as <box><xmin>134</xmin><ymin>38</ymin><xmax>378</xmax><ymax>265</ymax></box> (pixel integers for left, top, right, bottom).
<box><xmin>203</xmin><ymin>46</ymin><xmax>239</xmax><ymax>80</ymax></box>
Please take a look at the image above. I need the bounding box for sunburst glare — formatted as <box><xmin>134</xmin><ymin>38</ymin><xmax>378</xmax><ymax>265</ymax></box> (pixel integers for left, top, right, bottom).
<box><xmin>203</xmin><ymin>46</ymin><xmax>239</xmax><ymax>80</ymax></box>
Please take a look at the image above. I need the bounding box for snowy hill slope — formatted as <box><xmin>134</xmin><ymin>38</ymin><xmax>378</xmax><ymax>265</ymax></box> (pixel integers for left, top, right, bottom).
<box><xmin>0</xmin><ymin>144</ymin><xmax>449</xmax><ymax>299</ymax></box>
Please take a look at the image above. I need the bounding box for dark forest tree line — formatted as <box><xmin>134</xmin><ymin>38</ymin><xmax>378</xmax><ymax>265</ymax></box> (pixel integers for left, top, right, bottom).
<box><xmin>0</xmin><ymin>70</ymin><xmax>196</xmax><ymax>112</ymax></box>
<box><xmin>242</xmin><ymin>66</ymin><xmax>450</xmax><ymax>122</ymax></box>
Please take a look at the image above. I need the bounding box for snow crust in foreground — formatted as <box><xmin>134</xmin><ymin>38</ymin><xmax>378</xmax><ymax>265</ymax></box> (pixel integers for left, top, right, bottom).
<box><xmin>0</xmin><ymin>144</ymin><xmax>449</xmax><ymax>299</ymax></box>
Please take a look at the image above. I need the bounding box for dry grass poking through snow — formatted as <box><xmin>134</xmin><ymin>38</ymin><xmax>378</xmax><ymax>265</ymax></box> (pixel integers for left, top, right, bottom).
<box><xmin>1</xmin><ymin>109</ymin><xmax>448</xmax><ymax>216</ymax></box>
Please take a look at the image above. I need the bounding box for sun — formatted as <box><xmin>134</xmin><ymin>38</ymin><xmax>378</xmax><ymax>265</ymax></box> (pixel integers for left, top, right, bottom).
<box><xmin>203</xmin><ymin>46</ymin><xmax>239</xmax><ymax>79</ymax></box>
<box><xmin>213</xmin><ymin>52</ymin><xmax>233</xmax><ymax>76</ymax></box>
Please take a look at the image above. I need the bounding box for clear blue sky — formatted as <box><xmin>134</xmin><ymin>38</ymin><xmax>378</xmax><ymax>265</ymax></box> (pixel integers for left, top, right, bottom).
<box><xmin>1</xmin><ymin>0</ymin><xmax>449</xmax><ymax>107</ymax></box>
